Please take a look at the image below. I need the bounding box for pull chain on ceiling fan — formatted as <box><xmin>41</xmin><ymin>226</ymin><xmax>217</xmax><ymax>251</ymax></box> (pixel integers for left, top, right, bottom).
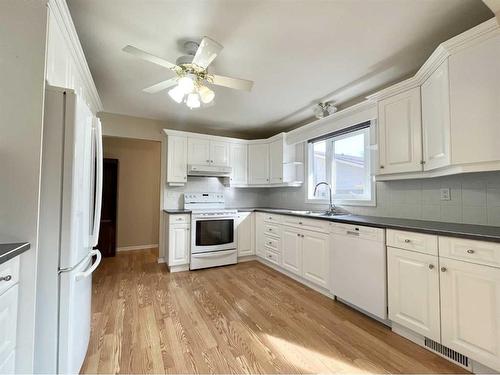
<box><xmin>123</xmin><ymin>37</ymin><xmax>254</xmax><ymax>109</ymax></box>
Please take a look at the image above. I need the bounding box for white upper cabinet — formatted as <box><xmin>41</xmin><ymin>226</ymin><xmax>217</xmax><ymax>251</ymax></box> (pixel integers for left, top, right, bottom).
<box><xmin>449</xmin><ymin>33</ymin><xmax>500</xmax><ymax>165</ymax></box>
<box><xmin>422</xmin><ymin>61</ymin><xmax>451</xmax><ymax>171</ymax></box>
<box><xmin>440</xmin><ymin>258</ymin><xmax>500</xmax><ymax>371</ymax></box>
<box><xmin>269</xmin><ymin>139</ymin><xmax>283</xmax><ymax>183</ymax></box>
<box><xmin>166</xmin><ymin>135</ymin><xmax>188</xmax><ymax>184</ymax></box>
<box><xmin>187</xmin><ymin>138</ymin><xmax>229</xmax><ymax>167</ymax></box>
<box><xmin>377</xmin><ymin>87</ymin><xmax>423</xmax><ymax>174</ymax></box>
<box><xmin>187</xmin><ymin>138</ymin><xmax>210</xmax><ymax>166</ymax></box>
<box><xmin>210</xmin><ymin>140</ymin><xmax>229</xmax><ymax>166</ymax></box>
<box><xmin>248</xmin><ymin>143</ymin><xmax>270</xmax><ymax>184</ymax></box>
<box><xmin>229</xmin><ymin>143</ymin><xmax>248</xmax><ymax>185</ymax></box>
<box><xmin>387</xmin><ymin>247</ymin><xmax>441</xmax><ymax>341</ymax></box>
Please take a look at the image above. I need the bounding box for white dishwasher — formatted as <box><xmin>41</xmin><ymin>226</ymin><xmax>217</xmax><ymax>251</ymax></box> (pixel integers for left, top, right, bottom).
<box><xmin>331</xmin><ymin>223</ymin><xmax>387</xmax><ymax>321</ymax></box>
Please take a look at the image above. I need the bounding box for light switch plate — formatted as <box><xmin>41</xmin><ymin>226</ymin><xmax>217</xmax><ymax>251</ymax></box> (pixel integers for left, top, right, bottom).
<box><xmin>440</xmin><ymin>188</ymin><xmax>451</xmax><ymax>201</ymax></box>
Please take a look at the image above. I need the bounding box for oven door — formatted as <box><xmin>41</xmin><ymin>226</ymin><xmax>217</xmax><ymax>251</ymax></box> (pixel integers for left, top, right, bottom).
<box><xmin>191</xmin><ymin>216</ymin><xmax>236</xmax><ymax>254</ymax></box>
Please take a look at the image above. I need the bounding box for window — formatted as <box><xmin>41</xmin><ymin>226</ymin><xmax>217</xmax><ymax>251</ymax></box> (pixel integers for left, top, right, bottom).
<box><xmin>307</xmin><ymin>124</ymin><xmax>374</xmax><ymax>205</ymax></box>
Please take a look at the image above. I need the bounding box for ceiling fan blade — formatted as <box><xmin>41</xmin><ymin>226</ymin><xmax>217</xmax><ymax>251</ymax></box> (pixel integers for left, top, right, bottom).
<box><xmin>210</xmin><ymin>74</ymin><xmax>254</xmax><ymax>92</ymax></box>
<box><xmin>142</xmin><ymin>77</ymin><xmax>178</xmax><ymax>94</ymax></box>
<box><xmin>123</xmin><ymin>45</ymin><xmax>179</xmax><ymax>71</ymax></box>
<box><xmin>192</xmin><ymin>37</ymin><xmax>223</xmax><ymax>69</ymax></box>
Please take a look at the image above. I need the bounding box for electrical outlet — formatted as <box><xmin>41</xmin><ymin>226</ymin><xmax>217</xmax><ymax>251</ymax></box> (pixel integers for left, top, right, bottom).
<box><xmin>440</xmin><ymin>188</ymin><xmax>451</xmax><ymax>201</ymax></box>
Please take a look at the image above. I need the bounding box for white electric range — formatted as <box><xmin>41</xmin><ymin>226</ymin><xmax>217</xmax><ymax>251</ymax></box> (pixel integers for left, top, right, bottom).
<box><xmin>184</xmin><ymin>192</ymin><xmax>238</xmax><ymax>270</ymax></box>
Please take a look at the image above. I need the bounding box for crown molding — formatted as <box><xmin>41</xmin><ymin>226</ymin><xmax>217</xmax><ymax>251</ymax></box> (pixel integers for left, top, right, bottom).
<box><xmin>367</xmin><ymin>18</ymin><xmax>499</xmax><ymax>101</ymax></box>
<box><xmin>47</xmin><ymin>0</ymin><xmax>103</xmax><ymax>112</ymax></box>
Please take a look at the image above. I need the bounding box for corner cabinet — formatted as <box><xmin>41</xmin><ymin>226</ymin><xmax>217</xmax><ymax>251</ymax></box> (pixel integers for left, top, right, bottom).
<box><xmin>248</xmin><ymin>143</ymin><xmax>270</xmax><ymax>184</ymax></box>
<box><xmin>377</xmin><ymin>87</ymin><xmax>423</xmax><ymax>174</ymax></box>
<box><xmin>166</xmin><ymin>135</ymin><xmax>188</xmax><ymax>185</ymax></box>
<box><xmin>421</xmin><ymin>61</ymin><xmax>451</xmax><ymax>171</ymax></box>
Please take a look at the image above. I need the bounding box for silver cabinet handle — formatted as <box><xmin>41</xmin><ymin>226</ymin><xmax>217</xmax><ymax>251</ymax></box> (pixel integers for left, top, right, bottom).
<box><xmin>428</xmin><ymin>264</ymin><xmax>434</xmax><ymax>270</ymax></box>
<box><xmin>467</xmin><ymin>249</ymin><xmax>475</xmax><ymax>254</ymax></box>
<box><xmin>268</xmin><ymin>241</ymin><xmax>272</xmax><ymax>245</ymax></box>
<box><xmin>0</xmin><ymin>275</ymin><xmax>12</xmax><ymax>282</ymax></box>
<box><xmin>380</xmin><ymin>165</ymin><xmax>385</xmax><ymax>169</ymax></box>
<box><xmin>298</xmin><ymin>222</ymin><xmax>303</xmax><ymax>225</ymax></box>
<box><xmin>404</xmin><ymin>239</ymin><xmax>411</xmax><ymax>243</ymax></box>
<box><xmin>211</xmin><ymin>160</ymin><xmax>214</xmax><ymax>163</ymax></box>
<box><xmin>296</xmin><ymin>233</ymin><xmax>300</xmax><ymax>237</ymax></box>
<box><xmin>301</xmin><ymin>234</ymin><xmax>304</xmax><ymax>238</ymax></box>
<box><xmin>441</xmin><ymin>267</ymin><xmax>447</xmax><ymax>272</ymax></box>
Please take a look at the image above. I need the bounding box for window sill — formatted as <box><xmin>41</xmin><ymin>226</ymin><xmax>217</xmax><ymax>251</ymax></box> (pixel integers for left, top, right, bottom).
<box><xmin>305</xmin><ymin>198</ymin><xmax>376</xmax><ymax>207</ymax></box>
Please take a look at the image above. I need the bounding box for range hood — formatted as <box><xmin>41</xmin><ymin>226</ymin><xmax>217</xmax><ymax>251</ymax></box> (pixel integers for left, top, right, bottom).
<box><xmin>187</xmin><ymin>164</ymin><xmax>232</xmax><ymax>177</ymax></box>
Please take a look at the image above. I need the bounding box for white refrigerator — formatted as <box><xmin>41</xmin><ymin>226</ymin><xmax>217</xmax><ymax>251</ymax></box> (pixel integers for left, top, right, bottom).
<box><xmin>35</xmin><ymin>86</ymin><xmax>103</xmax><ymax>374</ymax></box>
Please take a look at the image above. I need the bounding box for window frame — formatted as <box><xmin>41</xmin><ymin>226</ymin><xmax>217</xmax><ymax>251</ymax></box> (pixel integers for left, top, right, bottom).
<box><xmin>305</xmin><ymin>126</ymin><xmax>376</xmax><ymax>207</ymax></box>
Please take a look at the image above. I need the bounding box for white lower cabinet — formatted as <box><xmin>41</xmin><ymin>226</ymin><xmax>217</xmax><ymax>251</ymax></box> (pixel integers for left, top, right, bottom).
<box><xmin>387</xmin><ymin>246</ymin><xmax>441</xmax><ymax>341</ymax></box>
<box><xmin>302</xmin><ymin>231</ymin><xmax>329</xmax><ymax>289</ymax></box>
<box><xmin>0</xmin><ymin>284</ymin><xmax>18</xmax><ymax>372</ymax></box>
<box><xmin>255</xmin><ymin>213</ymin><xmax>266</xmax><ymax>258</ymax></box>
<box><xmin>282</xmin><ymin>227</ymin><xmax>302</xmax><ymax>275</ymax></box>
<box><xmin>165</xmin><ymin>214</ymin><xmax>191</xmax><ymax>270</ymax></box>
<box><xmin>440</xmin><ymin>258</ymin><xmax>500</xmax><ymax>371</ymax></box>
<box><xmin>237</xmin><ymin>212</ymin><xmax>254</xmax><ymax>257</ymax></box>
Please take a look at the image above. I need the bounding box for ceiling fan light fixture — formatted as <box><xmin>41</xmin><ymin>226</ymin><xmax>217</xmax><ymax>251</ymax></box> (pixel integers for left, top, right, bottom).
<box><xmin>186</xmin><ymin>92</ymin><xmax>201</xmax><ymax>109</ymax></box>
<box><xmin>177</xmin><ymin>75</ymin><xmax>195</xmax><ymax>94</ymax></box>
<box><xmin>198</xmin><ymin>85</ymin><xmax>215</xmax><ymax>104</ymax></box>
<box><xmin>168</xmin><ymin>85</ymin><xmax>185</xmax><ymax>103</ymax></box>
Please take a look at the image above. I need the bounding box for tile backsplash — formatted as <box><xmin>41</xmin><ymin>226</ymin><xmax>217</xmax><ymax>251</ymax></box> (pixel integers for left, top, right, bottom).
<box><xmin>163</xmin><ymin>177</ymin><xmax>264</xmax><ymax>209</ymax></box>
<box><xmin>164</xmin><ymin>172</ymin><xmax>500</xmax><ymax>227</ymax></box>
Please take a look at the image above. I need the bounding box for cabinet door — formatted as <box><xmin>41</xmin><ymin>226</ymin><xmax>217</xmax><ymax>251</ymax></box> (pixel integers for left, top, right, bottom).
<box><xmin>269</xmin><ymin>139</ymin><xmax>283</xmax><ymax>183</ymax></box>
<box><xmin>282</xmin><ymin>227</ymin><xmax>302</xmax><ymax>275</ymax></box>
<box><xmin>167</xmin><ymin>136</ymin><xmax>187</xmax><ymax>184</ymax></box>
<box><xmin>237</xmin><ymin>213</ymin><xmax>254</xmax><ymax>256</ymax></box>
<box><xmin>169</xmin><ymin>225</ymin><xmax>190</xmax><ymax>266</ymax></box>
<box><xmin>0</xmin><ymin>285</ymin><xmax>18</xmax><ymax>366</ymax></box>
<box><xmin>302</xmin><ymin>231</ymin><xmax>329</xmax><ymax>289</ymax></box>
<box><xmin>248</xmin><ymin>143</ymin><xmax>270</xmax><ymax>184</ymax></box>
<box><xmin>422</xmin><ymin>61</ymin><xmax>451</xmax><ymax>171</ymax></box>
<box><xmin>449</xmin><ymin>34</ymin><xmax>500</xmax><ymax>165</ymax></box>
<box><xmin>210</xmin><ymin>141</ymin><xmax>229</xmax><ymax>166</ymax></box>
<box><xmin>378</xmin><ymin>87</ymin><xmax>423</xmax><ymax>174</ymax></box>
<box><xmin>387</xmin><ymin>247</ymin><xmax>441</xmax><ymax>341</ymax></box>
<box><xmin>440</xmin><ymin>258</ymin><xmax>500</xmax><ymax>371</ymax></box>
<box><xmin>187</xmin><ymin>138</ymin><xmax>210</xmax><ymax>165</ymax></box>
<box><xmin>229</xmin><ymin>143</ymin><xmax>248</xmax><ymax>185</ymax></box>
<box><xmin>255</xmin><ymin>213</ymin><xmax>266</xmax><ymax>258</ymax></box>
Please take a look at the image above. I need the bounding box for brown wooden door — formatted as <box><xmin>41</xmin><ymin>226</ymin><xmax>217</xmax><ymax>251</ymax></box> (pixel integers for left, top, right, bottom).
<box><xmin>97</xmin><ymin>158</ymin><xmax>118</xmax><ymax>257</ymax></box>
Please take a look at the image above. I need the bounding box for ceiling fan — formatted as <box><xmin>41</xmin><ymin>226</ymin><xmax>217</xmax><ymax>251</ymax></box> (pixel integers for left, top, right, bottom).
<box><xmin>123</xmin><ymin>37</ymin><xmax>254</xmax><ymax>109</ymax></box>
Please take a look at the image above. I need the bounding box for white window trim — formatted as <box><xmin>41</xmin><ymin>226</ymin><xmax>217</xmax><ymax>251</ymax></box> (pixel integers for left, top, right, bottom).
<box><xmin>305</xmin><ymin>127</ymin><xmax>376</xmax><ymax>207</ymax></box>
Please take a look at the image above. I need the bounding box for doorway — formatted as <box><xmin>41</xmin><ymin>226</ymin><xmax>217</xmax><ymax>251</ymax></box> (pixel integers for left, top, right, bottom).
<box><xmin>100</xmin><ymin>137</ymin><xmax>162</xmax><ymax>255</ymax></box>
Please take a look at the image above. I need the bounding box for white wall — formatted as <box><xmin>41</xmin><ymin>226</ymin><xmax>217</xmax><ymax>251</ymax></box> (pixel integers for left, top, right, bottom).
<box><xmin>265</xmin><ymin>171</ymin><xmax>500</xmax><ymax>226</ymax></box>
<box><xmin>0</xmin><ymin>2</ymin><xmax>48</xmax><ymax>372</ymax></box>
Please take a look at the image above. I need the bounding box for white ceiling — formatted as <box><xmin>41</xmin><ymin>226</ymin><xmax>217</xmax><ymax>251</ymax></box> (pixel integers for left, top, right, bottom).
<box><xmin>67</xmin><ymin>0</ymin><xmax>492</xmax><ymax>138</ymax></box>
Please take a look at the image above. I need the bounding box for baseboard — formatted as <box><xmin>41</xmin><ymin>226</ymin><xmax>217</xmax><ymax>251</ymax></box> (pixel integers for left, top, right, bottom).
<box><xmin>116</xmin><ymin>244</ymin><xmax>158</xmax><ymax>252</ymax></box>
<box><xmin>157</xmin><ymin>257</ymin><xmax>166</xmax><ymax>264</ymax></box>
<box><xmin>169</xmin><ymin>264</ymin><xmax>189</xmax><ymax>273</ymax></box>
<box><xmin>237</xmin><ymin>255</ymin><xmax>257</xmax><ymax>262</ymax></box>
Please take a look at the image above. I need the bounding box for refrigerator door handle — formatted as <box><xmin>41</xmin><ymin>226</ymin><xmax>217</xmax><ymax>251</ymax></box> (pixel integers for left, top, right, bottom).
<box><xmin>75</xmin><ymin>249</ymin><xmax>102</xmax><ymax>281</ymax></box>
<box><xmin>90</xmin><ymin>118</ymin><xmax>103</xmax><ymax>247</ymax></box>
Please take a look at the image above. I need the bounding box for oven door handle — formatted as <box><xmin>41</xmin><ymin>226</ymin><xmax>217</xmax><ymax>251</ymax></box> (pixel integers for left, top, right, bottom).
<box><xmin>191</xmin><ymin>250</ymin><xmax>236</xmax><ymax>259</ymax></box>
<box><xmin>193</xmin><ymin>216</ymin><xmax>236</xmax><ymax>221</ymax></box>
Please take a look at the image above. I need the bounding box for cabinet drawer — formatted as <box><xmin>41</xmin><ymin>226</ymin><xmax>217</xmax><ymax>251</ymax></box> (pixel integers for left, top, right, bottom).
<box><xmin>330</xmin><ymin>223</ymin><xmax>385</xmax><ymax>242</ymax></box>
<box><xmin>439</xmin><ymin>236</ymin><xmax>500</xmax><ymax>268</ymax></box>
<box><xmin>0</xmin><ymin>284</ymin><xmax>18</xmax><ymax>366</ymax></box>
<box><xmin>263</xmin><ymin>235</ymin><xmax>281</xmax><ymax>252</ymax></box>
<box><xmin>0</xmin><ymin>256</ymin><xmax>19</xmax><ymax>296</ymax></box>
<box><xmin>387</xmin><ymin>229</ymin><xmax>438</xmax><ymax>255</ymax></box>
<box><xmin>169</xmin><ymin>214</ymin><xmax>190</xmax><ymax>224</ymax></box>
<box><xmin>282</xmin><ymin>216</ymin><xmax>329</xmax><ymax>233</ymax></box>
<box><xmin>264</xmin><ymin>249</ymin><xmax>281</xmax><ymax>265</ymax></box>
<box><xmin>264</xmin><ymin>224</ymin><xmax>281</xmax><ymax>238</ymax></box>
<box><xmin>263</xmin><ymin>213</ymin><xmax>283</xmax><ymax>224</ymax></box>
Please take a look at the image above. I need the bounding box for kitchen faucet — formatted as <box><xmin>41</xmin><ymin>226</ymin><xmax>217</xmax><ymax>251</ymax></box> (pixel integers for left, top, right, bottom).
<box><xmin>313</xmin><ymin>182</ymin><xmax>337</xmax><ymax>214</ymax></box>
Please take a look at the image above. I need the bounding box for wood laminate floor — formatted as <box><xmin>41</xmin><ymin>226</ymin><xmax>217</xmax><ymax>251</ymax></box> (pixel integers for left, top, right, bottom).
<box><xmin>81</xmin><ymin>249</ymin><xmax>466</xmax><ymax>374</ymax></box>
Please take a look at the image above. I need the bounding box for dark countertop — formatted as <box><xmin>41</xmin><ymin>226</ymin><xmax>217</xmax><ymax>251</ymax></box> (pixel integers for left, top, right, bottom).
<box><xmin>163</xmin><ymin>209</ymin><xmax>192</xmax><ymax>214</ymax></box>
<box><xmin>0</xmin><ymin>242</ymin><xmax>30</xmax><ymax>265</ymax></box>
<box><xmin>246</xmin><ymin>208</ymin><xmax>500</xmax><ymax>243</ymax></box>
